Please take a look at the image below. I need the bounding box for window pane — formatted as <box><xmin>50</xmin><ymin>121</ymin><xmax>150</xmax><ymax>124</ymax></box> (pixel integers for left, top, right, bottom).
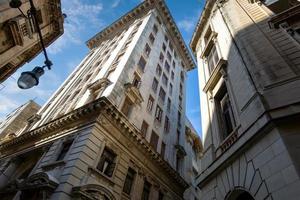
<box><xmin>150</xmin><ymin>131</ymin><xmax>159</xmax><ymax>151</ymax></box>
<box><xmin>123</xmin><ymin>168</ymin><xmax>136</xmax><ymax>195</ymax></box>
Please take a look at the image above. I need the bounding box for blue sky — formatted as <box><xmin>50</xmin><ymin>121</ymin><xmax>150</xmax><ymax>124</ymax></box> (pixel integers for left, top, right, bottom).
<box><xmin>0</xmin><ymin>0</ymin><xmax>204</xmax><ymax>136</ymax></box>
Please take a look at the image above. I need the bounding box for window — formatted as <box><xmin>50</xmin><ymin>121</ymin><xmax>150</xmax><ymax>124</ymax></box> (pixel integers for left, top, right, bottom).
<box><xmin>153</xmin><ymin>24</ymin><xmax>158</xmax><ymax>34</ymax></box>
<box><xmin>179</xmin><ymin>84</ymin><xmax>183</xmax><ymax>96</ymax></box>
<box><xmin>180</xmin><ymin>71</ymin><xmax>185</xmax><ymax>83</ymax></box>
<box><xmin>204</xmin><ymin>26</ymin><xmax>212</xmax><ymax>45</ymax></box>
<box><xmin>167</xmin><ymin>98</ymin><xmax>171</xmax><ymax>112</ymax></box>
<box><xmin>162</xmin><ymin>73</ymin><xmax>168</xmax><ymax>86</ymax></box>
<box><xmin>144</xmin><ymin>43</ymin><xmax>151</xmax><ymax>57</ymax></box>
<box><xmin>156</xmin><ymin>16</ymin><xmax>162</xmax><ymax>25</ymax></box>
<box><xmin>172</xmin><ymin>61</ymin><xmax>175</xmax><ymax>68</ymax></box>
<box><xmin>164</xmin><ymin>35</ymin><xmax>169</xmax><ymax>42</ymax></box>
<box><xmin>216</xmin><ymin>85</ymin><xmax>236</xmax><ymax>139</ymax></box>
<box><xmin>169</xmin><ymin>42</ymin><xmax>173</xmax><ymax>52</ymax></box>
<box><xmin>149</xmin><ymin>33</ymin><xmax>155</xmax><ymax>44</ymax></box>
<box><xmin>207</xmin><ymin>45</ymin><xmax>219</xmax><ymax>74</ymax></box>
<box><xmin>123</xmin><ymin>167</ymin><xmax>136</xmax><ymax>195</ymax></box>
<box><xmin>147</xmin><ymin>95</ymin><xmax>154</xmax><ymax>112</ymax></box>
<box><xmin>164</xmin><ymin>61</ymin><xmax>170</xmax><ymax>73</ymax></box>
<box><xmin>141</xmin><ymin>180</ymin><xmax>151</xmax><ymax>200</ymax></box>
<box><xmin>141</xmin><ymin>120</ymin><xmax>149</xmax><ymax>137</ymax></box>
<box><xmin>138</xmin><ymin>56</ymin><xmax>147</xmax><ymax>72</ymax></box>
<box><xmin>159</xmin><ymin>87</ymin><xmax>166</xmax><ymax>102</ymax></box>
<box><xmin>155</xmin><ymin>106</ymin><xmax>163</xmax><ymax>122</ymax></box>
<box><xmin>159</xmin><ymin>53</ymin><xmax>164</xmax><ymax>63</ymax></box>
<box><xmin>158</xmin><ymin>191</ymin><xmax>164</xmax><ymax>200</ymax></box>
<box><xmin>171</xmin><ymin>71</ymin><xmax>174</xmax><ymax>80</ymax></box>
<box><xmin>169</xmin><ymin>83</ymin><xmax>173</xmax><ymax>95</ymax></box>
<box><xmin>56</xmin><ymin>139</ymin><xmax>73</xmax><ymax>161</ymax></box>
<box><xmin>164</xmin><ymin>116</ymin><xmax>170</xmax><ymax>133</ymax></box>
<box><xmin>176</xmin><ymin>130</ymin><xmax>180</xmax><ymax>144</ymax></box>
<box><xmin>174</xmin><ymin>51</ymin><xmax>177</xmax><ymax>59</ymax></box>
<box><xmin>156</xmin><ymin>64</ymin><xmax>162</xmax><ymax>76</ymax></box>
<box><xmin>179</xmin><ymin>96</ymin><xmax>183</xmax><ymax>110</ymax></box>
<box><xmin>167</xmin><ymin>51</ymin><xmax>172</xmax><ymax>61</ymax></box>
<box><xmin>162</xmin><ymin>43</ymin><xmax>166</xmax><ymax>52</ymax></box>
<box><xmin>161</xmin><ymin>142</ymin><xmax>166</xmax><ymax>159</ymax></box>
<box><xmin>132</xmin><ymin>74</ymin><xmax>141</xmax><ymax>89</ymax></box>
<box><xmin>177</xmin><ymin>111</ymin><xmax>182</xmax><ymax>128</ymax></box>
<box><xmin>121</xmin><ymin>97</ymin><xmax>133</xmax><ymax>117</ymax></box>
<box><xmin>150</xmin><ymin>131</ymin><xmax>159</xmax><ymax>151</ymax></box>
<box><xmin>152</xmin><ymin>78</ymin><xmax>158</xmax><ymax>93</ymax></box>
<box><xmin>97</xmin><ymin>147</ymin><xmax>117</xmax><ymax>177</ymax></box>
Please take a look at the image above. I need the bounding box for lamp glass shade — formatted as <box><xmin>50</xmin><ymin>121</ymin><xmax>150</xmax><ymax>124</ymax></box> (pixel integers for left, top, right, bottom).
<box><xmin>9</xmin><ymin>0</ymin><xmax>22</xmax><ymax>8</ymax></box>
<box><xmin>17</xmin><ymin>67</ymin><xmax>44</xmax><ymax>89</ymax></box>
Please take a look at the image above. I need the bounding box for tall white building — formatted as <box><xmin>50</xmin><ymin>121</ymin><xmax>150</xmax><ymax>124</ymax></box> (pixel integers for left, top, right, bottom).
<box><xmin>0</xmin><ymin>0</ymin><xmax>202</xmax><ymax>199</ymax></box>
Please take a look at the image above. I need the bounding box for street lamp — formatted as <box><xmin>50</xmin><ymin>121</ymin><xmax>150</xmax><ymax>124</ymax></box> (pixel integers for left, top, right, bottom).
<box><xmin>10</xmin><ymin>0</ymin><xmax>53</xmax><ymax>89</ymax></box>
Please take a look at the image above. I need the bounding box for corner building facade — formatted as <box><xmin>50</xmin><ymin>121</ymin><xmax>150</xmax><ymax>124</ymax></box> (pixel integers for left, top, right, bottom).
<box><xmin>191</xmin><ymin>0</ymin><xmax>300</xmax><ymax>200</ymax></box>
<box><xmin>0</xmin><ymin>0</ymin><xmax>202</xmax><ymax>200</ymax></box>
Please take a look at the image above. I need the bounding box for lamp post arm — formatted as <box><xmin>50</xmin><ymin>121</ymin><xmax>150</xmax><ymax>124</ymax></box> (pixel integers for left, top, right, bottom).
<box><xmin>28</xmin><ymin>0</ymin><xmax>52</xmax><ymax>70</ymax></box>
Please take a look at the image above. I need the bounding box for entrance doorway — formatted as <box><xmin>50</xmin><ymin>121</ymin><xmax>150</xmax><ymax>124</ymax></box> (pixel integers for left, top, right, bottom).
<box><xmin>226</xmin><ymin>189</ymin><xmax>255</xmax><ymax>200</ymax></box>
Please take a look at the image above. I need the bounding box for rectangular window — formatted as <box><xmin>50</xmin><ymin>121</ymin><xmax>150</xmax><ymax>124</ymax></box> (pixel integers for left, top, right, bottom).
<box><xmin>179</xmin><ymin>83</ymin><xmax>183</xmax><ymax>96</ymax></box>
<box><xmin>150</xmin><ymin>131</ymin><xmax>159</xmax><ymax>151</ymax></box>
<box><xmin>169</xmin><ymin>83</ymin><xmax>173</xmax><ymax>95</ymax></box>
<box><xmin>158</xmin><ymin>191</ymin><xmax>164</xmax><ymax>200</ymax></box>
<box><xmin>159</xmin><ymin>53</ymin><xmax>164</xmax><ymax>63</ymax></box>
<box><xmin>162</xmin><ymin>73</ymin><xmax>168</xmax><ymax>86</ymax></box>
<box><xmin>161</xmin><ymin>142</ymin><xmax>166</xmax><ymax>159</ymax></box>
<box><xmin>156</xmin><ymin>64</ymin><xmax>162</xmax><ymax>76</ymax></box>
<box><xmin>149</xmin><ymin>33</ymin><xmax>155</xmax><ymax>44</ymax></box>
<box><xmin>167</xmin><ymin>51</ymin><xmax>172</xmax><ymax>61</ymax></box>
<box><xmin>179</xmin><ymin>96</ymin><xmax>183</xmax><ymax>110</ymax></box>
<box><xmin>138</xmin><ymin>56</ymin><xmax>147</xmax><ymax>72</ymax></box>
<box><xmin>171</xmin><ymin>71</ymin><xmax>174</xmax><ymax>80</ymax></box>
<box><xmin>97</xmin><ymin>147</ymin><xmax>117</xmax><ymax>177</ymax></box>
<box><xmin>162</xmin><ymin>43</ymin><xmax>166</xmax><ymax>52</ymax></box>
<box><xmin>177</xmin><ymin>111</ymin><xmax>182</xmax><ymax>129</ymax></box>
<box><xmin>144</xmin><ymin>43</ymin><xmax>151</xmax><ymax>57</ymax></box>
<box><xmin>155</xmin><ymin>105</ymin><xmax>163</xmax><ymax>122</ymax></box>
<box><xmin>152</xmin><ymin>78</ymin><xmax>158</xmax><ymax>93</ymax></box>
<box><xmin>132</xmin><ymin>74</ymin><xmax>141</xmax><ymax>89</ymax></box>
<box><xmin>167</xmin><ymin>98</ymin><xmax>171</xmax><ymax>112</ymax></box>
<box><xmin>216</xmin><ymin>85</ymin><xmax>236</xmax><ymax>139</ymax></box>
<box><xmin>207</xmin><ymin>45</ymin><xmax>219</xmax><ymax>74</ymax></box>
<box><xmin>123</xmin><ymin>167</ymin><xmax>136</xmax><ymax>195</ymax></box>
<box><xmin>180</xmin><ymin>71</ymin><xmax>185</xmax><ymax>83</ymax></box>
<box><xmin>147</xmin><ymin>95</ymin><xmax>154</xmax><ymax>112</ymax></box>
<box><xmin>164</xmin><ymin>61</ymin><xmax>170</xmax><ymax>73</ymax></box>
<box><xmin>159</xmin><ymin>87</ymin><xmax>166</xmax><ymax>102</ymax></box>
<box><xmin>56</xmin><ymin>139</ymin><xmax>73</xmax><ymax>161</ymax></box>
<box><xmin>164</xmin><ymin>116</ymin><xmax>170</xmax><ymax>133</ymax></box>
<box><xmin>142</xmin><ymin>180</ymin><xmax>151</xmax><ymax>200</ymax></box>
<box><xmin>141</xmin><ymin>120</ymin><xmax>149</xmax><ymax>137</ymax></box>
<box><xmin>172</xmin><ymin>61</ymin><xmax>176</xmax><ymax>68</ymax></box>
<box><xmin>176</xmin><ymin>153</ymin><xmax>181</xmax><ymax>172</ymax></box>
<box><xmin>164</xmin><ymin>35</ymin><xmax>169</xmax><ymax>42</ymax></box>
<box><xmin>169</xmin><ymin>42</ymin><xmax>174</xmax><ymax>52</ymax></box>
<box><xmin>121</xmin><ymin>97</ymin><xmax>133</xmax><ymax>117</ymax></box>
<box><xmin>153</xmin><ymin>24</ymin><xmax>158</xmax><ymax>34</ymax></box>
<box><xmin>177</xmin><ymin>130</ymin><xmax>180</xmax><ymax>144</ymax></box>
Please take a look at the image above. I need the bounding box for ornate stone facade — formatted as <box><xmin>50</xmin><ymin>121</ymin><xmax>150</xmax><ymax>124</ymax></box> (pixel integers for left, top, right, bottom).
<box><xmin>0</xmin><ymin>0</ymin><xmax>64</xmax><ymax>83</ymax></box>
<box><xmin>191</xmin><ymin>0</ymin><xmax>300</xmax><ymax>199</ymax></box>
<box><xmin>0</xmin><ymin>0</ymin><xmax>201</xmax><ymax>199</ymax></box>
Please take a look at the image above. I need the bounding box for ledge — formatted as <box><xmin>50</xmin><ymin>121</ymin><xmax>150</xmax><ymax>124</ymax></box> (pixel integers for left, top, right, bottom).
<box><xmin>88</xmin><ymin>167</ymin><xmax>115</xmax><ymax>186</ymax></box>
<box><xmin>41</xmin><ymin>160</ymin><xmax>66</xmax><ymax>170</ymax></box>
<box><xmin>269</xmin><ymin>4</ymin><xmax>300</xmax><ymax>28</ymax></box>
<box><xmin>203</xmin><ymin>59</ymin><xmax>227</xmax><ymax>93</ymax></box>
<box><xmin>200</xmin><ymin>32</ymin><xmax>218</xmax><ymax>59</ymax></box>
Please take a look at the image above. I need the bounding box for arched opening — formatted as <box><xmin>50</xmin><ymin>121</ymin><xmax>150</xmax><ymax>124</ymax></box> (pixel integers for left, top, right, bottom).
<box><xmin>226</xmin><ymin>189</ymin><xmax>255</xmax><ymax>200</ymax></box>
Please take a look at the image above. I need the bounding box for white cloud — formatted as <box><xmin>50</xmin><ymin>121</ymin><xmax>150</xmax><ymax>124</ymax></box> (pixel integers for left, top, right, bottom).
<box><xmin>177</xmin><ymin>19</ymin><xmax>195</xmax><ymax>33</ymax></box>
<box><xmin>112</xmin><ymin>0</ymin><xmax>121</xmax><ymax>8</ymax></box>
<box><xmin>48</xmin><ymin>0</ymin><xmax>104</xmax><ymax>54</ymax></box>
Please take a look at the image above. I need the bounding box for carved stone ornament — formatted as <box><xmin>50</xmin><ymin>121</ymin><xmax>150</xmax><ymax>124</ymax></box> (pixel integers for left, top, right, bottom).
<box><xmin>72</xmin><ymin>184</ymin><xmax>116</xmax><ymax>200</ymax></box>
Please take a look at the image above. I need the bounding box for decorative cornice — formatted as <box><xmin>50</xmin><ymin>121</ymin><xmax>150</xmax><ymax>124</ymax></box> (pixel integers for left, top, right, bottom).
<box><xmin>86</xmin><ymin>0</ymin><xmax>195</xmax><ymax>71</ymax></box>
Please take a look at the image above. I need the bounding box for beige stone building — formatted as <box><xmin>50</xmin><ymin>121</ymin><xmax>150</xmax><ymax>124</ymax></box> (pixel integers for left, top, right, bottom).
<box><xmin>190</xmin><ymin>0</ymin><xmax>300</xmax><ymax>200</ymax></box>
<box><xmin>0</xmin><ymin>0</ymin><xmax>64</xmax><ymax>83</ymax></box>
<box><xmin>0</xmin><ymin>100</ymin><xmax>40</xmax><ymax>141</ymax></box>
<box><xmin>0</xmin><ymin>0</ymin><xmax>202</xmax><ymax>199</ymax></box>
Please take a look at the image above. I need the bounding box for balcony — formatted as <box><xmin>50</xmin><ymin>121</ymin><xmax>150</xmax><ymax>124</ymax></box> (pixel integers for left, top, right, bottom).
<box><xmin>175</xmin><ymin>144</ymin><xmax>187</xmax><ymax>157</ymax></box>
<box><xmin>124</xmin><ymin>83</ymin><xmax>143</xmax><ymax>104</ymax></box>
